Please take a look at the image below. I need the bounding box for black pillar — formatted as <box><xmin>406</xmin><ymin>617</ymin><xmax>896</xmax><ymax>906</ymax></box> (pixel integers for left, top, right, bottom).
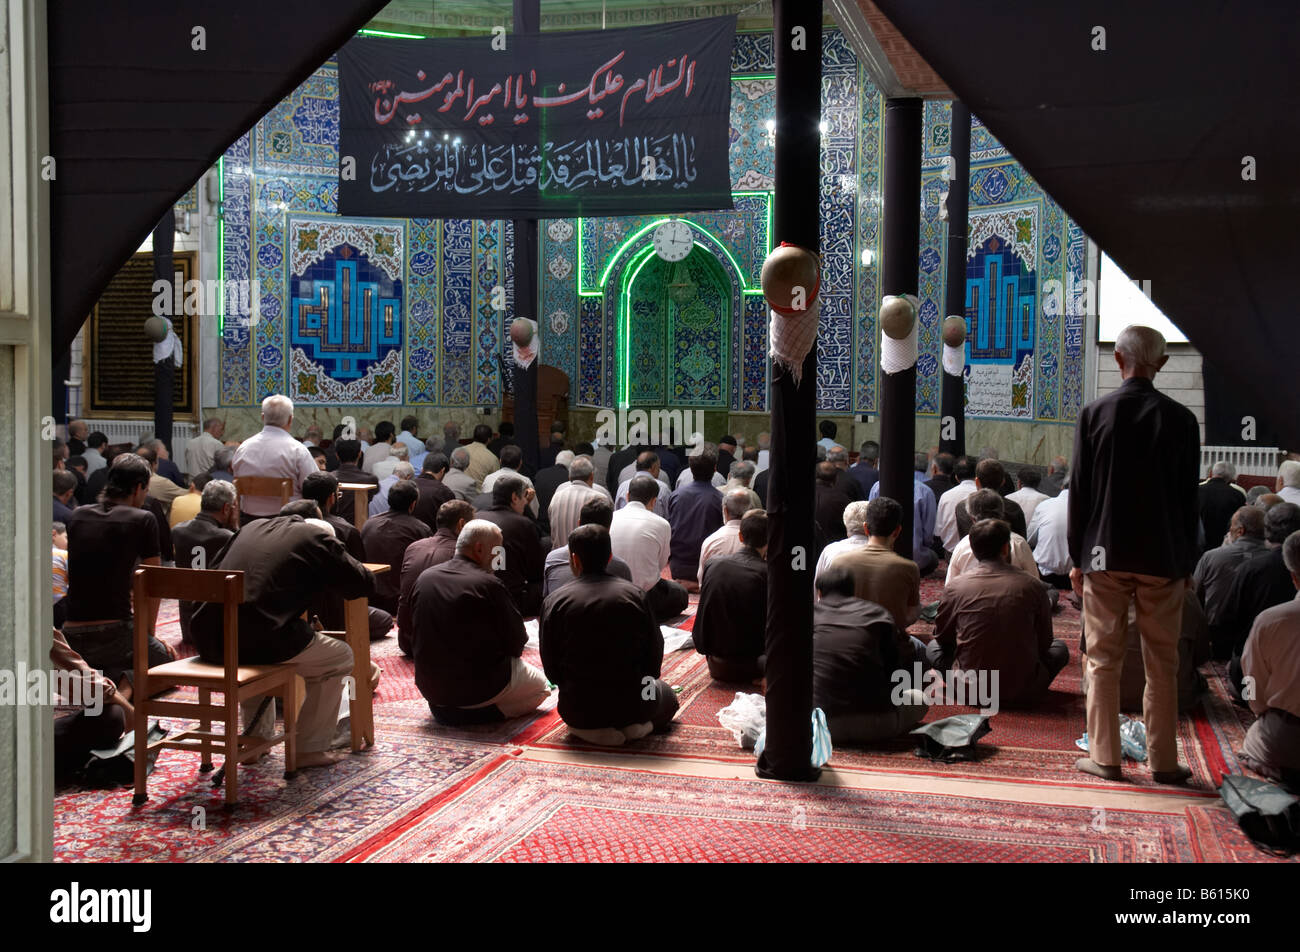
<box><xmin>152</xmin><ymin>209</ymin><xmax>175</xmax><ymax>453</ymax></box>
<box><xmin>940</xmin><ymin>101</ymin><xmax>970</xmax><ymax>458</ymax></box>
<box><xmin>511</xmin><ymin>0</ymin><xmax>541</xmax><ymax>472</ymax></box>
<box><xmin>757</xmin><ymin>0</ymin><xmax>821</xmax><ymax>784</ymax></box>
<box><xmin>879</xmin><ymin>98</ymin><xmax>922</xmax><ymax>560</ymax></box>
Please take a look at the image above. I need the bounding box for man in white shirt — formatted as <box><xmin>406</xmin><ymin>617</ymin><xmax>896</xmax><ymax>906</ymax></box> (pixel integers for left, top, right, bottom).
<box><xmin>1008</xmin><ymin>468</ymin><xmax>1050</xmax><ymax>531</ymax></box>
<box><xmin>935</xmin><ymin>455</ymin><xmax>978</xmax><ymax>553</ymax></box>
<box><xmin>615</xmin><ymin>451</ymin><xmax>671</xmax><ymax>508</ymax></box>
<box><xmin>946</xmin><ymin>489</ymin><xmax>1038</xmax><ymax>582</ymax></box>
<box><xmin>369</xmin><ymin>461</ymin><xmax>415</xmax><ymax>516</ymax></box>
<box><xmin>1239</xmin><ymin>529</ymin><xmax>1300</xmax><ymax>785</ymax></box>
<box><xmin>1277</xmin><ymin>460</ymin><xmax>1300</xmax><ymax>506</ymax></box>
<box><xmin>1027</xmin><ymin>482</ymin><xmax>1072</xmax><ymax>587</ymax></box>
<box><xmin>82</xmin><ymin>432</ymin><xmax>109</xmax><ymax>475</ymax></box>
<box><xmin>815</xmin><ymin>500</ymin><xmax>871</xmax><ymax>587</ymax></box>
<box><xmin>548</xmin><ymin>455</ymin><xmax>611</xmax><ymax>550</ymax></box>
<box><xmin>186</xmin><ymin>418</ymin><xmax>227</xmax><ymax>475</ymax></box>
<box><xmin>609</xmin><ymin>475</ymin><xmax>686</xmax><ymax>622</ymax></box>
<box><xmin>231</xmin><ymin>394</ymin><xmax>319</xmax><ymax>519</ymax></box>
<box><xmin>362</xmin><ymin>421</ymin><xmax>397</xmax><ymax>474</ymax></box>
<box><xmin>816</xmin><ymin>420</ymin><xmax>840</xmax><ymax>453</ymax></box>
<box><xmin>755</xmin><ymin>431</ymin><xmax>771</xmax><ymax>476</ymax></box>
<box><xmin>697</xmin><ymin>489</ymin><xmax>754</xmax><ymax>584</ymax></box>
<box><xmin>482</xmin><ymin>445</ymin><xmax>539</xmax><ymax>517</ymax></box>
<box><xmin>396</xmin><ymin>415</ymin><xmax>424</xmax><ymax>460</ymax></box>
<box><xmin>372</xmin><ymin>441</ymin><xmax>409</xmax><ymax>481</ymax></box>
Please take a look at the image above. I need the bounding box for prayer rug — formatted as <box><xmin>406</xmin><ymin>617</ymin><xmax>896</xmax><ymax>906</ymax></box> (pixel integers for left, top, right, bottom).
<box><xmin>523</xmin><ymin>597</ymin><xmax>1247</xmax><ymax>795</ymax></box>
<box><xmin>343</xmin><ymin>756</ymin><xmax>1290</xmax><ymax>863</ymax></box>
<box><xmin>53</xmin><ymin>730</ymin><xmax>503</xmax><ymax>862</ymax></box>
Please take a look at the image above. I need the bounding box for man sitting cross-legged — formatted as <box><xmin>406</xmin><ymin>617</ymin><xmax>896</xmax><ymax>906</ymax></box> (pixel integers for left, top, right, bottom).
<box><xmin>814</xmin><ymin>566</ymin><xmax>925</xmax><ymax>744</ymax></box>
<box><xmin>831</xmin><ymin>496</ymin><xmax>927</xmax><ymax>670</ymax></box>
<box><xmin>1239</xmin><ymin>529</ymin><xmax>1300</xmax><ymax>787</ymax></box>
<box><xmin>694</xmin><ymin>510</ymin><xmax>769</xmax><ymax>682</ymax></box>
<box><xmin>359</xmin><ymin>480</ymin><xmax>432</xmax><ymax>615</ymax></box>
<box><xmin>543</xmin><ymin>497</ymin><xmax>632</xmax><ymax>598</ymax></box>
<box><xmin>930</xmin><ymin>519</ymin><xmax>1069</xmax><ymax>706</ymax></box>
<box><xmin>697</xmin><ymin>488</ymin><xmax>756</xmax><ymax>584</ymax></box>
<box><xmin>191</xmin><ymin>512</ymin><xmax>374</xmax><ymax>768</ymax></box>
<box><xmin>946</xmin><ymin>489</ymin><xmax>1039</xmax><ymax>582</ymax></box>
<box><xmin>610</xmin><ymin>474</ymin><xmax>688</xmax><ymax>622</ymax></box>
<box><xmin>540</xmin><ymin>524</ymin><xmax>678</xmax><ymax>746</ymax></box>
<box><xmin>409</xmin><ymin>520</ymin><xmax>550</xmax><ymax>725</ymax></box>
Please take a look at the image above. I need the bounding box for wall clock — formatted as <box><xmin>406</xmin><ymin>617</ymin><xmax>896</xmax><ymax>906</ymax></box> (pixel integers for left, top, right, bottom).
<box><xmin>652</xmin><ymin>219</ymin><xmax>694</xmax><ymax>262</ymax></box>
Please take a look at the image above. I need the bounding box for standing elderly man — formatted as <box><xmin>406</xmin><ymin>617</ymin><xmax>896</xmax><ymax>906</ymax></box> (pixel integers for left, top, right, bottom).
<box><xmin>409</xmin><ymin>520</ymin><xmax>550</xmax><ymax>724</ymax></box>
<box><xmin>231</xmin><ymin>394</ymin><xmax>319</xmax><ymax>521</ymax></box>
<box><xmin>186</xmin><ymin>418</ymin><xmax>227</xmax><ymax>476</ymax></box>
<box><xmin>1071</xmin><ymin>325</ymin><xmax>1200</xmax><ymax>783</ymax></box>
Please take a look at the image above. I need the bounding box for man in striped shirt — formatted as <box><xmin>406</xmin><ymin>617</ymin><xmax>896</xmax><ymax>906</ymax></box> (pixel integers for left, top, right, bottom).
<box><xmin>547</xmin><ymin>456</ymin><xmax>612</xmax><ymax>552</ymax></box>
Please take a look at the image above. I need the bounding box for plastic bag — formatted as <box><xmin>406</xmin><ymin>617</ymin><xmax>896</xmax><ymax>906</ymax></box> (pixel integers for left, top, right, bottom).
<box><xmin>1074</xmin><ymin>714</ymin><xmax>1148</xmax><ymax>762</ymax></box>
<box><xmin>718</xmin><ymin>692</ymin><xmax>766</xmax><ymax>750</ymax></box>
<box><xmin>753</xmin><ymin>707</ymin><xmax>834</xmax><ymax>768</ymax></box>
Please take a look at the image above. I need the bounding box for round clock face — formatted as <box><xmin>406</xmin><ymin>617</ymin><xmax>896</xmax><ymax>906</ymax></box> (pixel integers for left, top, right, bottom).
<box><xmin>653</xmin><ymin>220</ymin><xmax>694</xmax><ymax>262</ymax></box>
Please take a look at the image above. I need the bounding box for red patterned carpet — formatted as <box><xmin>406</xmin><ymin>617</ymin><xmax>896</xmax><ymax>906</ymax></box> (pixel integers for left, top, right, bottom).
<box><xmin>51</xmin><ymin>587</ymin><xmax>1291</xmax><ymax>863</ymax></box>
<box><xmin>341</xmin><ymin>756</ymin><xmax>1279</xmax><ymax>864</ymax></box>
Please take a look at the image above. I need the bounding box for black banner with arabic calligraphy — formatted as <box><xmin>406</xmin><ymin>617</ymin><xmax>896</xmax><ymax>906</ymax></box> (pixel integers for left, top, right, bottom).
<box><xmin>337</xmin><ymin>16</ymin><xmax>735</xmax><ymax>219</ymax></box>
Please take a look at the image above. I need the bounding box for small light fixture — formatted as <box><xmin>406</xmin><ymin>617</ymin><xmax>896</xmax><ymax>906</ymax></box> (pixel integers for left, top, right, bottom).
<box><xmin>860</xmin><ymin>249</ymin><xmax>875</xmax><ymax>267</ymax></box>
<box><xmin>765</xmin><ymin>119</ymin><xmax>775</xmax><ymax>133</ymax></box>
<box><xmin>819</xmin><ymin>120</ymin><xmax>828</xmax><ymax>134</ymax></box>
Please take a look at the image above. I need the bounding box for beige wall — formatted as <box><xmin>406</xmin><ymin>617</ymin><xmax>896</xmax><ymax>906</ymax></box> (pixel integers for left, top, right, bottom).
<box><xmin>1095</xmin><ymin>341</ymin><xmax>1205</xmax><ymax>442</ymax></box>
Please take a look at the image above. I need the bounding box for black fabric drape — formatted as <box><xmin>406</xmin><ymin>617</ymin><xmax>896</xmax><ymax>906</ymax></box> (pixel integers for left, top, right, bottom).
<box><xmin>878</xmin><ymin>98</ymin><xmax>922</xmax><ymax>561</ymax></box>
<box><xmin>873</xmin><ymin>0</ymin><xmax>1300</xmax><ymax>451</ymax></box>
<box><xmin>49</xmin><ymin>0</ymin><xmax>391</xmax><ymax>361</ymax></box>
<box><xmin>511</xmin><ymin>0</ymin><xmax>542</xmax><ymax>473</ymax></box>
<box><xmin>152</xmin><ymin>209</ymin><xmax>175</xmax><ymax>452</ymax></box>
<box><xmin>939</xmin><ymin>101</ymin><xmax>969</xmax><ymax>458</ymax></box>
<box><xmin>758</xmin><ymin>0</ymin><xmax>821</xmax><ymax>783</ymax></box>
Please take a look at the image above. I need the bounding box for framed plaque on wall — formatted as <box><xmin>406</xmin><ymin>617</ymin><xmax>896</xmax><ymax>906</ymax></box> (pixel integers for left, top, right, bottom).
<box><xmin>84</xmin><ymin>251</ymin><xmax>199</xmax><ymax>420</ymax></box>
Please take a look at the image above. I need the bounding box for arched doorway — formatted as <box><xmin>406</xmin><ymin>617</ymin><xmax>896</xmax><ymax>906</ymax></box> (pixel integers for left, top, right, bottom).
<box><xmin>617</xmin><ymin>244</ymin><xmax>731</xmax><ymax>408</ymax></box>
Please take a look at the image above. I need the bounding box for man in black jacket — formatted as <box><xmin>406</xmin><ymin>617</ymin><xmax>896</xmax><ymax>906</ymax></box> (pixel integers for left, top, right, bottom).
<box><xmin>540</xmin><ymin>525</ymin><xmax>677</xmax><ymax>745</ymax></box>
<box><xmin>813</xmin><ymin>565</ymin><xmax>925</xmax><ymax>743</ymax></box>
<box><xmin>693</xmin><ymin>510</ymin><xmax>768</xmax><ymax>682</ymax></box>
<box><xmin>360</xmin><ymin>480</ymin><xmax>432</xmax><ymax>614</ymax></box>
<box><xmin>171</xmin><ymin>478</ymin><xmax>238</xmax><ymax>643</ymax></box>
<box><xmin>411</xmin><ymin>452</ymin><xmax>455</xmax><ymax>533</ymax></box>
<box><xmin>1223</xmin><ymin>503</ymin><xmax>1300</xmax><ymax>695</ymax></box>
<box><xmin>1070</xmin><ymin>325</ymin><xmax>1200</xmax><ymax>784</ymax></box>
<box><xmin>332</xmin><ymin>439</ymin><xmax>378</xmax><ymax>525</ymax></box>
<box><xmin>1198</xmin><ymin>460</ymin><xmax>1247</xmax><ymax>551</ymax></box>
<box><xmin>191</xmin><ymin>514</ymin><xmax>373</xmax><ymax>767</ymax></box>
<box><xmin>476</xmin><ymin>474</ymin><xmax>545</xmax><ymax>616</ymax></box>
<box><xmin>409</xmin><ymin>520</ymin><xmax>549</xmax><ymax>724</ymax></box>
<box><xmin>300</xmin><ymin>472</ymin><xmax>394</xmax><ymax>640</ymax></box>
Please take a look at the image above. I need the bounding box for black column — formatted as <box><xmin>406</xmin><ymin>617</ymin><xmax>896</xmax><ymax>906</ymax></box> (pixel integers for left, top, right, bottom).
<box><xmin>757</xmin><ymin>0</ymin><xmax>821</xmax><ymax>784</ymax></box>
<box><xmin>940</xmin><ymin>101</ymin><xmax>970</xmax><ymax>458</ymax></box>
<box><xmin>511</xmin><ymin>0</ymin><xmax>541</xmax><ymax>472</ymax></box>
<box><xmin>879</xmin><ymin>98</ymin><xmax>922</xmax><ymax>560</ymax></box>
<box><xmin>152</xmin><ymin>209</ymin><xmax>175</xmax><ymax>453</ymax></box>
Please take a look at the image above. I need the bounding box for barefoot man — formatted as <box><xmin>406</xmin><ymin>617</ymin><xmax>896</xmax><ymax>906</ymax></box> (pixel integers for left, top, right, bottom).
<box><xmin>1069</xmin><ymin>325</ymin><xmax>1200</xmax><ymax>784</ymax></box>
<box><xmin>191</xmin><ymin>511</ymin><xmax>375</xmax><ymax>768</ymax></box>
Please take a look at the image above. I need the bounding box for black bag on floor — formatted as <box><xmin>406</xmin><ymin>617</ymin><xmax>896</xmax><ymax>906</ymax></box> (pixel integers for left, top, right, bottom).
<box><xmin>1218</xmin><ymin>774</ymin><xmax>1300</xmax><ymax>856</ymax></box>
<box><xmin>911</xmin><ymin>713</ymin><xmax>992</xmax><ymax>762</ymax></box>
<box><xmin>81</xmin><ymin>723</ymin><xmax>168</xmax><ymax>787</ymax></box>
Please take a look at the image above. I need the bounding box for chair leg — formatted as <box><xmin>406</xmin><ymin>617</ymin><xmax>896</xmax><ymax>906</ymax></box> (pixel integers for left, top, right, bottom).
<box><xmin>283</xmin><ymin>677</ymin><xmax>298</xmax><ymax>778</ymax></box>
<box><xmin>224</xmin><ymin>692</ymin><xmax>240</xmax><ymax>807</ymax></box>
<box><xmin>131</xmin><ymin>686</ymin><xmax>149</xmax><ymax>806</ymax></box>
<box><xmin>198</xmin><ymin>687</ymin><xmax>213</xmax><ymax>772</ymax></box>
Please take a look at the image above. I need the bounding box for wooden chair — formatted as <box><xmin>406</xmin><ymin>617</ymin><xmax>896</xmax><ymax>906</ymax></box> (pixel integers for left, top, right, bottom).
<box><xmin>131</xmin><ymin>566</ymin><xmax>299</xmax><ymax>807</ymax></box>
<box><xmin>233</xmin><ymin>476</ymin><xmax>293</xmax><ymax>515</ymax></box>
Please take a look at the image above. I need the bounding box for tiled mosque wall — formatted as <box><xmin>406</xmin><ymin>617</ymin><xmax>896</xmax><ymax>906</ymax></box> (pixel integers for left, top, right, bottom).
<box><xmin>210</xmin><ymin>30</ymin><xmax>1084</xmax><ymax>460</ymax></box>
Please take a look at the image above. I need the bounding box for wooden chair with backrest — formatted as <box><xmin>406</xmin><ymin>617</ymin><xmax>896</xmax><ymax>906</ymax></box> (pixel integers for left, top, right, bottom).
<box><xmin>131</xmin><ymin>566</ymin><xmax>299</xmax><ymax>808</ymax></box>
<box><xmin>233</xmin><ymin>475</ymin><xmax>293</xmax><ymax>514</ymax></box>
